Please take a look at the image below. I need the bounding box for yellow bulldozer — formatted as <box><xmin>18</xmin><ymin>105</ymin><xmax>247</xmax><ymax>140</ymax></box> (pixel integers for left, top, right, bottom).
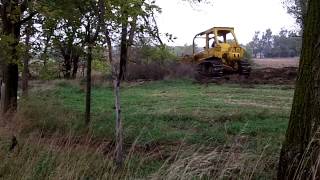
<box><xmin>187</xmin><ymin>27</ymin><xmax>251</xmax><ymax>79</ymax></box>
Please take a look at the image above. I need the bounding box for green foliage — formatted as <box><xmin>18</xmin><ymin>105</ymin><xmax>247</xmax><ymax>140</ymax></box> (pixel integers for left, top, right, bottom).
<box><xmin>0</xmin><ymin>35</ymin><xmax>24</xmax><ymax>64</ymax></box>
<box><xmin>138</xmin><ymin>45</ymin><xmax>177</xmax><ymax>63</ymax></box>
<box><xmin>0</xmin><ymin>0</ymin><xmax>172</xmax><ymax>80</ymax></box>
<box><xmin>28</xmin><ymin>59</ymin><xmax>60</xmax><ymax>80</ymax></box>
<box><xmin>243</xmin><ymin>47</ymin><xmax>253</xmax><ymax>61</ymax></box>
<box><xmin>92</xmin><ymin>46</ymin><xmax>110</xmax><ymax>73</ymax></box>
<box><xmin>92</xmin><ymin>59</ymin><xmax>110</xmax><ymax>73</ymax></box>
<box><xmin>171</xmin><ymin>44</ymin><xmax>194</xmax><ymax>56</ymax></box>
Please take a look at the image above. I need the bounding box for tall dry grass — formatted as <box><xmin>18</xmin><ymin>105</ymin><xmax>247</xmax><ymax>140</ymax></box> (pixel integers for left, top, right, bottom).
<box><xmin>0</xmin><ymin>133</ymin><xmax>275</xmax><ymax>180</ymax></box>
<box><xmin>287</xmin><ymin>129</ymin><xmax>320</xmax><ymax>180</ymax></box>
<box><xmin>1</xmin><ymin>109</ymin><xmax>278</xmax><ymax>180</ymax></box>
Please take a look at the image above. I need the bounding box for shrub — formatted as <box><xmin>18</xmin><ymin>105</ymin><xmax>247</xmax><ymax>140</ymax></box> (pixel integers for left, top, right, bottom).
<box><xmin>125</xmin><ymin>61</ymin><xmax>196</xmax><ymax>81</ymax></box>
<box><xmin>126</xmin><ymin>62</ymin><xmax>169</xmax><ymax>81</ymax></box>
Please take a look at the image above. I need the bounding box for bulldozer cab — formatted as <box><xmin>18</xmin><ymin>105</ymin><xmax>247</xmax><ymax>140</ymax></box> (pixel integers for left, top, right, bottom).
<box><xmin>193</xmin><ymin>27</ymin><xmax>239</xmax><ymax>54</ymax></box>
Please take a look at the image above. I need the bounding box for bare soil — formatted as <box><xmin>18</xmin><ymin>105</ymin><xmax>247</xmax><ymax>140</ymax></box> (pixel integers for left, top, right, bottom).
<box><xmin>199</xmin><ymin>58</ymin><xmax>299</xmax><ymax>85</ymax></box>
<box><xmin>249</xmin><ymin>58</ymin><xmax>298</xmax><ymax>84</ymax></box>
<box><xmin>253</xmin><ymin>58</ymin><xmax>299</xmax><ymax>68</ymax></box>
<box><xmin>226</xmin><ymin>67</ymin><xmax>297</xmax><ymax>85</ymax></box>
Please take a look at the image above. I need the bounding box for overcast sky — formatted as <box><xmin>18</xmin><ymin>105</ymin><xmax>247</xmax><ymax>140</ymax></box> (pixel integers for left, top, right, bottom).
<box><xmin>155</xmin><ymin>0</ymin><xmax>298</xmax><ymax>46</ymax></box>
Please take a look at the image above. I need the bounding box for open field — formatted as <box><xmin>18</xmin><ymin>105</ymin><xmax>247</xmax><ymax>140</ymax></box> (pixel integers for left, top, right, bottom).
<box><xmin>0</xmin><ymin>80</ymin><xmax>293</xmax><ymax>179</ymax></box>
<box><xmin>253</xmin><ymin>57</ymin><xmax>299</xmax><ymax>68</ymax></box>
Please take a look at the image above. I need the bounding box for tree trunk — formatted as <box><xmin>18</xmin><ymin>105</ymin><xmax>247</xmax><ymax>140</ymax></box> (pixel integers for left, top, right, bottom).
<box><xmin>85</xmin><ymin>44</ymin><xmax>93</xmax><ymax>125</ymax></box>
<box><xmin>105</xmin><ymin>27</ymin><xmax>124</xmax><ymax>168</ymax></box>
<box><xmin>113</xmin><ymin>20</ymin><xmax>129</xmax><ymax>169</ymax></box>
<box><xmin>63</xmin><ymin>54</ymin><xmax>72</xmax><ymax>79</ymax></box>
<box><xmin>72</xmin><ymin>56</ymin><xmax>79</xmax><ymax>79</ymax></box>
<box><xmin>2</xmin><ymin>63</ymin><xmax>19</xmax><ymax>113</ymax></box>
<box><xmin>42</xmin><ymin>43</ymin><xmax>49</xmax><ymax>69</ymax></box>
<box><xmin>278</xmin><ymin>0</ymin><xmax>320</xmax><ymax>179</ymax></box>
<box><xmin>119</xmin><ymin>23</ymin><xmax>128</xmax><ymax>81</ymax></box>
<box><xmin>1</xmin><ymin>3</ymin><xmax>21</xmax><ymax>113</ymax></box>
<box><xmin>22</xmin><ymin>20</ymin><xmax>32</xmax><ymax>97</ymax></box>
<box><xmin>114</xmin><ymin>77</ymin><xmax>123</xmax><ymax>168</ymax></box>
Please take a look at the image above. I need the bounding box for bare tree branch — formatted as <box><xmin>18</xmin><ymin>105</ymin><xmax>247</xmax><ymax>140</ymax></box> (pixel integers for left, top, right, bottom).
<box><xmin>151</xmin><ymin>12</ymin><xmax>163</xmax><ymax>45</ymax></box>
<box><xmin>142</xmin><ymin>14</ymin><xmax>163</xmax><ymax>45</ymax></box>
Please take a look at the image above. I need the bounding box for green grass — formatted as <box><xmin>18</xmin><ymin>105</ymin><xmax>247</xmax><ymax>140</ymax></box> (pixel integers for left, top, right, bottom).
<box><xmin>0</xmin><ymin>79</ymin><xmax>294</xmax><ymax>179</ymax></box>
<box><xmin>49</xmin><ymin>80</ymin><xmax>292</xmax><ymax>146</ymax></box>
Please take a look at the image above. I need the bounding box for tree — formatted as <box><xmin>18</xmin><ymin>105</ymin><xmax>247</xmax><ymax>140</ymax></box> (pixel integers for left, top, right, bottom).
<box><xmin>39</xmin><ymin>17</ymin><xmax>55</xmax><ymax>69</ymax></box>
<box><xmin>261</xmin><ymin>29</ymin><xmax>273</xmax><ymax>57</ymax></box>
<box><xmin>277</xmin><ymin>0</ymin><xmax>320</xmax><ymax>179</ymax></box>
<box><xmin>247</xmin><ymin>31</ymin><xmax>261</xmax><ymax>58</ymax></box>
<box><xmin>0</xmin><ymin>0</ymin><xmax>37</xmax><ymax>113</ymax></box>
<box><xmin>74</xmin><ymin>0</ymin><xmax>106</xmax><ymax>125</ymax></box>
<box><xmin>272</xmin><ymin>29</ymin><xmax>301</xmax><ymax>58</ymax></box>
<box><xmin>102</xmin><ymin>0</ymin><xmax>163</xmax><ymax>168</ymax></box>
<box><xmin>53</xmin><ymin>20</ymin><xmax>83</xmax><ymax>79</ymax></box>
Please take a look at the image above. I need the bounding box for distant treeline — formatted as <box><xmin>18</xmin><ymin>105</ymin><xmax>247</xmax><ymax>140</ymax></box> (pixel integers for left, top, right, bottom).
<box><xmin>246</xmin><ymin>28</ymin><xmax>302</xmax><ymax>58</ymax></box>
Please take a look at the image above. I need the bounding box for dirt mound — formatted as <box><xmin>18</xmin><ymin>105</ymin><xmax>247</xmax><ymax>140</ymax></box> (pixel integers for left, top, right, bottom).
<box><xmin>197</xmin><ymin>67</ymin><xmax>298</xmax><ymax>85</ymax></box>
<box><xmin>229</xmin><ymin>67</ymin><xmax>298</xmax><ymax>85</ymax></box>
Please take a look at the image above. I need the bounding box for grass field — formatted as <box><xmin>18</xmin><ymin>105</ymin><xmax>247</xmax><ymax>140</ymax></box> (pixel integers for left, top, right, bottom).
<box><xmin>0</xmin><ymin>80</ymin><xmax>294</xmax><ymax>179</ymax></box>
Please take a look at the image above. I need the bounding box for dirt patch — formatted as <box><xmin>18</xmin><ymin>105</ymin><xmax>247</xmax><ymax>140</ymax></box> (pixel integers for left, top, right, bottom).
<box><xmin>224</xmin><ymin>58</ymin><xmax>299</xmax><ymax>85</ymax></box>
<box><xmin>197</xmin><ymin>67</ymin><xmax>298</xmax><ymax>85</ymax></box>
<box><xmin>253</xmin><ymin>58</ymin><xmax>299</xmax><ymax>68</ymax></box>
<box><xmin>233</xmin><ymin>67</ymin><xmax>297</xmax><ymax>85</ymax></box>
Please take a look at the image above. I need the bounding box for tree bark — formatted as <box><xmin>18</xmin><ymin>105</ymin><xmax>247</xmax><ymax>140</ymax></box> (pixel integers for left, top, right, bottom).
<box><xmin>1</xmin><ymin>2</ymin><xmax>21</xmax><ymax>113</ymax></box>
<box><xmin>119</xmin><ymin>24</ymin><xmax>128</xmax><ymax>81</ymax></box>
<box><xmin>85</xmin><ymin>44</ymin><xmax>93</xmax><ymax>125</ymax></box>
<box><xmin>105</xmin><ymin>27</ymin><xmax>124</xmax><ymax>169</ymax></box>
<box><xmin>113</xmin><ymin>18</ymin><xmax>129</xmax><ymax>169</ymax></box>
<box><xmin>2</xmin><ymin>63</ymin><xmax>19</xmax><ymax>113</ymax></box>
<box><xmin>114</xmin><ymin>77</ymin><xmax>123</xmax><ymax>168</ymax></box>
<box><xmin>278</xmin><ymin>0</ymin><xmax>320</xmax><ymax>179</ymax></box>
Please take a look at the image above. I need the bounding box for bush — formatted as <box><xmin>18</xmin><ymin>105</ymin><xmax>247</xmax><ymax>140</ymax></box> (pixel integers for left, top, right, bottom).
<box><xmin>125</xmin><ymin>61</ymin><xmax>195</xmax><ymax>81</ymax></box>
<box><xmin>126</xmin><ymin>62</ymin><xmax>169</xmax><ymax>81</ymax></box>
<box><xmin>29</xmin><ymin>60</ymin><xmax>60</xmax><ymax>80</ymax></box>
<box><xmin>167</xmin><ymin>62</ymin><xmax>196</xmax><ymax>79</ymax></box>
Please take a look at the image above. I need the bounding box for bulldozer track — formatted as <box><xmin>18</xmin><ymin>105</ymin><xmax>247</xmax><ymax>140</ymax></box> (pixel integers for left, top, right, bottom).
<box><xmin>195</xmin><ymin>59</ymin><xmax>224</xmax><ymax>80</ymax></box>
<box><xmin>238</xmin><ymin>60</ymin><xmax>251</xmax><ymax>76</ymax></box>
